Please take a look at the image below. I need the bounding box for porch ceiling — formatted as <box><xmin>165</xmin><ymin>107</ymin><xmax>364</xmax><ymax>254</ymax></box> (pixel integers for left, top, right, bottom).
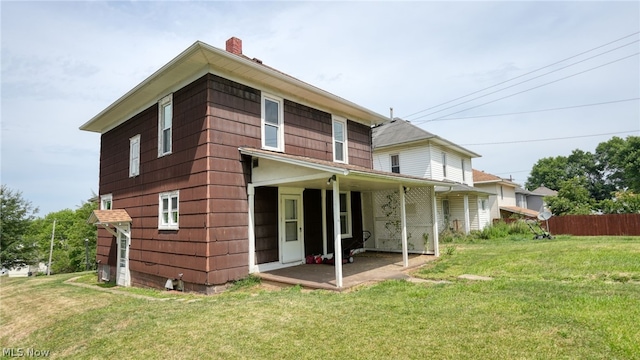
<box><xmin>240</xmin><ymin>147</ymin><xmax>453</xmax><ymax>191</ymax></box>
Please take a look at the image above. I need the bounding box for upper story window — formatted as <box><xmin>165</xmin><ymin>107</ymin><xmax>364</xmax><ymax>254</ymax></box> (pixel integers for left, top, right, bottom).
<box><xmin>391</xmin><ymin>154</ymin><xmax>400</xmax><ymax>173</ymax></box>
<box><xmin>100</xmin><ymin>194</ymin><xmax>113</xmax><ymax>210</ymax></box>
<box><xmin>261</xmin><ymin>93</ymin><xmax>284</xmax><ymax>151</ymax></box>
<box><xmin>159</xmin><ymin>191</ymin><xmax>179</xmax><ymax>230</ymax></box>
<box><xmin>129</xmin><ymin>134</ymin><xmax>141</xmax><ymax>177</ymax></box>
<box><xmin>339</xmin><ymin>191</ymin><xmax>352</xmax><ymax>238</ymax></box>
<box><xmin>332</xmin><ymin>117</ymin><xmax>348</xmax><ymax>163</ymax></box>
<box><xmin>500</xmin><ymin>185</ymin><xmax>504</xmax><ymax>200</ymax></box>
<box><xmin>442</xmin><ymin>152</ymin><xmax>448</xmax><ymax>178</ymax></box>
<box><xmin>158</xmin><ymin>94</ymin><xmax>173</xmax><ymax>157</ymax></box>
<box><xmin>461</xmin><ymin>159</ymin><xmax>466</xmax><ymax>182</ymax></box>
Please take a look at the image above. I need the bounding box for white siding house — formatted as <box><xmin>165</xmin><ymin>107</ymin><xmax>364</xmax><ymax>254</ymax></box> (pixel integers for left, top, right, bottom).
<box><xmin>473</xmin><ymin>169</ymin><xmax>539</xmax><ymax>220</ymax></box>
<box><xmin>372</xmin><ymin>119</ymin><xmax>492</xmax><ymax>233</ymax></box>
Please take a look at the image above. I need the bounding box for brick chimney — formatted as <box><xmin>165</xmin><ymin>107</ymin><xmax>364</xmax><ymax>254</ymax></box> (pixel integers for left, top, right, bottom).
<box><xmin>225</xmin><ymin>37</ymin><xmax>242</xmax><ymax>55</ymax></box>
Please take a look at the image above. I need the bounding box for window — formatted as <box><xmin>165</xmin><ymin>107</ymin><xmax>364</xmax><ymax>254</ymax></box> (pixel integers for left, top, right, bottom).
<box><xmin>339</xmin><ymin>192</ymin><xmax>352</xmax><ymax>238</ymax></box>
<box><xmin>332</xmin><ymin>117</ymin><xmax>348</xmax><ymax>163</ymax></box>
<box><xmin>100</xmin><ymin>194</ymin><xmax>113</xmax><ymax>210</ymax></box>
<box><xmin>391</xmin><ymin>154</ymin><xmax>400</xmax><ymax>173</ymax></box>
<box><xmin>442</xmin><ymin>199</ymin><xmax>450</xmax><ymax>225</ymax></box>
<box><xmin>480</xmin><ymin>199</ymin><xmax>487</xmax><ymax>211</ymax></box>
<box><xmin>500</xmin><ymin>186</ymin><xmax>504</xmax><ymax>200</ymax></box>
<box><xmin>158</xmin><ymin>94</ymin><xmax>173</xmax><ymax>157</ymax></box>
<box><xmin>461</xmin><ymin>159</ymin><xmax>466</xmax><ymax>182</ymax></box>
<box><xmin>129</xmin><ymin>134</ymin><xmax>140</xmax><ymax>177</ymax></box>
<box><xmin>442</xmin><ymin>152</ymin><xmax>447</xmax><ymax>178</ymax></box>
<box><xmin>159</xmin><ymin>191</ymin><xmax>179</xmax><ymax>230</ymax></box>
<box><xmin>261</xmin><ymin>94</ymin><xmax>284</xmax><ymax>151</ymax></box>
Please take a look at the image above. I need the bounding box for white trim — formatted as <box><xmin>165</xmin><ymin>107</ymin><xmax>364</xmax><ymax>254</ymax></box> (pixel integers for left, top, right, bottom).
<box><xmin>400</xmin><ymin>185</ymin><xmax>408</xmax><ymax>268</ymax></box>
<box><xmin>432</xmin><ymin>188</ymin><xmax>440</xmax><ymax>257</ymax></box>
<box><xmin>248</xmin><ymin>185</ymin><xmax>256</xmax><ymax>273</ymax></box>
<box><xmin>158</xmin><ymin>190</ymin><xmax>179</xmax><ymax>230</ymax></box>
<box><xmin>332</xmin><ymin>116</ymin><xmax>348</xmax><ymax>163</ymax></box>
<box><xmin>332</xmin><ymin>177</ymin><xmax>343</xmax><ymax>288</ymax></box>
<box><xmin>390</xmin><ymin>154</ymin><xmax>400</xmax><ymax>174</ymax></box>
<box><xmin>339</xmin><ymin>191</ymin><xmax>352</xmax><ymax>238</ymax></box>
<box><xmin>129</xmin><ymin>134</ymin><xmax>141</xmax><ymax>177</ymax></box>
<box><xmin>158</xmin><ymin>94</ymin><xmax>173</xmax><ymax>157</ymax></box>
<box><xmin>261</xmin><ymin>93</ymin><xmax>284</xmax><ymax>152</ymax></box>
<box><xmin>100</xmin><ymin>194</ymin><xmax>113</xmax><ymax>210</ymax></box>
<box><xmin>322</xmin><ymin>189</ymin><xmax>328</xmax><ymax>256</ymax></box>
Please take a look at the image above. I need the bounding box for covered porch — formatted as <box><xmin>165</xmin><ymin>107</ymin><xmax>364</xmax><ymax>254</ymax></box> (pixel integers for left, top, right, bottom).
<box><xmin>241</xmin><ymin>147</ymin><xmax>450</xmax><ymax>289</ymax></box>
<box><xmin>259</xmin><ymin>253</ymin><xmax>436</xmax><ymax>291</ymax></box>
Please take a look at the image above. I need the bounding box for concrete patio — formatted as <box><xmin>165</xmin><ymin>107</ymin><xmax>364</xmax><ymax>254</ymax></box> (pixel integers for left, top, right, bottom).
<box><xmin>257</xmin><ymin>252</ymin><xmax>437</xmax><ymax>291</ymax></box>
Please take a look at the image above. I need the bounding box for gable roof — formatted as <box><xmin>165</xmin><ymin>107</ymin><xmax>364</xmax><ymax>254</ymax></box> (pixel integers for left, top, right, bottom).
<box><xmin>372</xmin><ymin>119</ymin><xmax>480</xmax><ymax>158</ymax></box>
<box><xmin>472</xmin><ymin>169</ymin><xmax>518</xmax><ymax>187</ymax></box>
<box><xmin>531</xmin><ymin>185</ymin><xmax>558</xmax><ymax>196</ymax></box>
<box><xmin>80</xmin><ymin>40</ymin><xmax>388</xmax><ymax>134</ymax></box>
<box><xmin>499</xmin><ymin>206</ymin><xmax>539</xmax><ymax>218</ymax></box>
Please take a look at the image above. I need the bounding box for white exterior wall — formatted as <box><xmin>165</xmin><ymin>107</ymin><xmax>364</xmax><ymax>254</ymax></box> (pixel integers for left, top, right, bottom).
<box><xmin>499</xmin><ymin>185</ymin><xmax>517</xmax><ymax>207</ymax></box>
<box><xmin>477</xmin><ymin>196</ymin><xmax>491</xmax><ymax>229</ymax></box>
<box><xmin>428</xmin><ymin>144</ymin><xmax>472</xmax><ymax>184</ymax></box>
<box><xmin>373</xmin><ymin>146</ymin><xmax>432</xmax><ymax>178</ymax></box>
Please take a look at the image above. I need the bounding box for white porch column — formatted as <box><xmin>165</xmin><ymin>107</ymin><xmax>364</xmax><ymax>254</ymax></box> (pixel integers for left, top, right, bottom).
<box><xmin>247</xmin><ymin>184</ymin><xmax>256</xmax><ymax>273</ymax></box>
<box><xmin>432</xmin><ymin>186</ymin><xmax>440</xmax><ymax>257</ymax></box>
<box><xmin>332</xmin><ymin>177</ymin><xmax>343</xmax><ymax>288</ymax></box>
<box><xmin>322</xmin><ymin>189</ymin><xmax>327</xmax><ymax>256</ymax></box>
<box><xmin>463</xmin><ymin>194</ymin><xmax>471</xmax><ymax>235</ymax></box>
<box><xmin>400</xmin><ymin>185</ymin><xmax>409</xmax><ymax>268</ymax></box>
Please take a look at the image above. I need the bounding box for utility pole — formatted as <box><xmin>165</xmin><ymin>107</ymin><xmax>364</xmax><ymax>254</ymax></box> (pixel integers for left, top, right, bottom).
<box><xmin>85</xmin><ymin>239</ymin><xmax>90</xmax><ymax>271</ymax></box>
<box><xmin>47</xmin><ymin>219</ymin><xmax>56</xmax><ymax>276</ymax></box>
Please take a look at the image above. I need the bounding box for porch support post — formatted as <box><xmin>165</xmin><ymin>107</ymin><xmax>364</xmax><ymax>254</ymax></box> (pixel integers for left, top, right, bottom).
<box><xmin>432</xmin><ymin>186</ymin><xmax>440</xmax><ymax>257</ymax></box>
<box><xmin>400</xmin><ymin>185</ymin><xmax>409</xmax><ymax>268</ymax></box>
<box><xmin>322</xmin><ymin>189</ymin><xmax>327</xmax><ymax>256</ymax></box>
<box><xmin>332</xmin><ymin>177</ymin><xmax>343</xmax><ymax>288</ymax></box>
<box><xmin>463</xmin><ymin>194</ymin><xmax>471</xmax><ymax>235</ymax></box>
<box><xmin>247</xmin><ymin>184</ymin><xmax>256</xmax><ymax>273</ymax></box>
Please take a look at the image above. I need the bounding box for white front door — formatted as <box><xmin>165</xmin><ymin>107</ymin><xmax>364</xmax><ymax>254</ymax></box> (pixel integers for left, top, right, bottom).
<box><xmin>116</xmin><ymin>230</ymin><xmax>130</xmax><ymax>286</ymax></box>
<box><xmin>281</xmin><ymin>194</ymin><xmax>303</xmax><ymax>263</ymax></box>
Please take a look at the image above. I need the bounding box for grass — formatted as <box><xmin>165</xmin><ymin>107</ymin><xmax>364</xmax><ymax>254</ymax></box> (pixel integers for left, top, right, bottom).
<box><xmin>1</xmin><ymin>236</ymin><xmax>639</xmax><ymax>359</ymax></box>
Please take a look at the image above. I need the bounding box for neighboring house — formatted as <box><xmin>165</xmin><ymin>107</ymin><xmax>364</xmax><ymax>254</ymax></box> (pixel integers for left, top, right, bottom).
<box><xmin>80</xmin><ymin>38</ymin><xmax>452</xmax><ymax>292</ymax></box>
<box><xmin>473</xmin><ymin>169</ymin><xmax>539</xmax><ymax>220</ymax></box>
<box><xmin>372</xmin><ymin>119</ymin><xmax>493</xmax><ymax>233</ymax></box>
<box><xmin>5</xmin><ymin>263</ymin><xmax>47</xmax><ymax>277</ymax></box>
<box><xmin>515</xmin><ymin>186</ymin><xmax>532</xmax><ymax>209</ymax></box>
<box><xmin>528</xmin><ymin>186</ymin><xmax>558</xmax><ymax>212</ymax></box>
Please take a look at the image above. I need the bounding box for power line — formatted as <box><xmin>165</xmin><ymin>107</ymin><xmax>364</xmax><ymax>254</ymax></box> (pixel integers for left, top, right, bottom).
<box><xmin>459</xmin><ymin>130</ymin><xmax>639</xmax><ymax>146</ymax></box>
<box><xmin>415</xmin><ymin>52</ymin><xmax>639</xmax><ymax>124</ymax></box>
<box><xmin>402</xmin><ymin>31</ymin><xmax>640</xmax><ymax>119</ymax></box>
<box><xmin>409</xmin><ymin>41</ymin><xmax>639</xmax><ymax>121</ymax></box>
<box><xmin>423</xmin><ymin>98</ymin><xmax>640</xmax><ymax>122</ymax></box>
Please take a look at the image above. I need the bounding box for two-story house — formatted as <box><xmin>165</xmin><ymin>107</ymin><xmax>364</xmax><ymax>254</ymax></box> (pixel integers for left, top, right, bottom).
<box><xmin>81</xmin><ymin>38</ymin><xmax>451</xmax><ymax>292</ymax></box>
<box><xmin>372</xmin><ymin>119</ymin><xmax>493</xmax><ymax>234</ymax></box>
<box><xmin>473</xmin><ymin>169</ymin><xmax>539</xmax><ymax>221</ymax></box>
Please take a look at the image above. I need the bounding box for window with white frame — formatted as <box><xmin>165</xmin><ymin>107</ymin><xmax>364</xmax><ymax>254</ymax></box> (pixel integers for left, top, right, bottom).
<box><xmin>500</xmin><ymin>186</ymin><xmax>504</xmax><ymax>200</ymax></box>
<box><xmin>480</xmin><ymin>199</ymin><xmax>487</xmax><ymax>211</ymax></box>
<box><xmin>442</xmin><ymin>199</ymin><xmax>450</xmax><ymax>224</ymax></box>
<box><xmin>390</xmin><ymin>154</ymin><xmax>400</xmax><ymax>173</ymax></box>
<box><xmin>158</xmin><ymin>94</ymin><xmax>173</xmax><ymax>157</ymax></box>
<box><xmin>159</xmin><ymin>191</ymin><xmax>179</xmax><ymax>230</ymax></box>
<box><xmin>100</xmin><ymin>194</ymin><xmax>113</xmax><ymax>210</ymax></box>
<box><xmin>461</xmin><ymin>159</ymin><xmax>466</xmax><ymax>182</ymax></box>
<box><xmin>261</xmin><ymin>94</ymin><xmax>284</xmax><ymax>151</ymax></box>
<box><xmin>332</xmin><ymin>117</ymin><xmax>347</xmax><ymax>163</ymax></box>
<box><xmin>339</xmin><ymin>192</ymin><xmax>352</xmax><ymax>238</ymax></box>
<box><xmin>129</xmin><ymin>134</ymin><xmax>141</xmax><ymax>177</ymax></box>
<box><xmin>442</xmin><ymin>152</ymin><xmax>448</xmax><ymax>178</ymax></box>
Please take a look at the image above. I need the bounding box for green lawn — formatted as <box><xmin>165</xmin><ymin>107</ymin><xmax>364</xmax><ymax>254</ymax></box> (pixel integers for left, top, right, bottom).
<box><xmin>1</xmin><ymin>236</ymin><xmax>639</xmax><ymax>359</ymax></box>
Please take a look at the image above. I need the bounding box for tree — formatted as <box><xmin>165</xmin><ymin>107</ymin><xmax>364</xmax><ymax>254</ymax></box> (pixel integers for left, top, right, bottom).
<box><xmin>599</xmin><ymin>190</ymin><xmax>640</xmax><ymax>214</ymax></box>
<box><xmin>28</xmin><ymin>200</ymin><xmax>98</xmax><ymax>274</ymax></box>
<box><xmin>525</xmin><ymin>156</ymin><xmax>569</xmax><ymax>191</ymax></box>
<box><xmin>545</xmin><ymin>177</ymin><xmax>594</xmax><ymax>215</ymax></box>
<box><xmin>596</xmin><ymin>136</ymin><xmax>640</xmax><ymax>193</ymax></box>
<box><xmin>0</xmin><ymin>185</ymin><xmax>39</xmax><ymax>269</ymax></box>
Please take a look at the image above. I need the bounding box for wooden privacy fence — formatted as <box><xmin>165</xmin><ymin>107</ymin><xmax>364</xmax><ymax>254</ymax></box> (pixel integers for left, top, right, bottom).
<box><xmin>547</xmin><ymin>214</ymin><xmax>640</xmax><ymax>236</ymax></box>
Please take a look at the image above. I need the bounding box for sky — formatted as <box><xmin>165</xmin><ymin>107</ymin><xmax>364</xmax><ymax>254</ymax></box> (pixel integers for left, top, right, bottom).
<box><xmin>1</xmin><ymin>1</ymin><xmax>639</xmax><ymax>216</ymax></box>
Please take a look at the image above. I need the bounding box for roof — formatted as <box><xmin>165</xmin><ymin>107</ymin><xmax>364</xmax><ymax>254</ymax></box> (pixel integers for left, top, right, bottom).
<box><xmin>472</xmin><ymin>169</ymin><xmax>518</xmax><ymax>187</ymax></box>
<box><xmin>499</xmin><ymin>206</ymin><xmax>540</xmax><ymax>218</ymax></box>
<box><xmin>239</xmin><ymin>147</ymin><xmax>455</xmax><ymax>190</ymax></box>
<box><xmin>531</xmin><ymin>186</ymin><xmax>558</xmax><ymax>196</ymax></box>
<box><xmin>87</xmin><ymin>209</ymin><xmax>132</xmax><ymax>225</ymax></box>
<box><xmin>435</xmin><ymin>183</ymin><xmax>496</xmax><ymax>195</ymax></box>
<box><xmin>81</xmin><ymin>41</ymin><xmax>388</xmax><ymax>134</ymax></box>
<box><xmin>372</xmin><ymin>119</ymin><xmax>480</xmax><ymax>158</ymax></box>
<box><xmin>515</xmin><ymin>186</ymin><xmax>534</xmax><ymax>195</ymax></box>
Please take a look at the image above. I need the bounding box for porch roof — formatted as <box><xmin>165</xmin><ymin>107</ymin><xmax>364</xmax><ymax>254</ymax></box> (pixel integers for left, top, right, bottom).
<box><xmin>500</xmin><ymin>206</ymin><xmax>539</xmax><ymax>218</ymax></box>
<box><xmin>239</xmin><ymin>147</ymin><xmax>454</xmax><ymax>190</ymax></box>
<box><xmin>87</xmin><ymin>209</ymin><xmax>132</xmax><ymax>225</ymax></box>
<box><xmin>435</xmin><ymin>183</ymin><xmax>496</xmax><ymax>196</ymax></box>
